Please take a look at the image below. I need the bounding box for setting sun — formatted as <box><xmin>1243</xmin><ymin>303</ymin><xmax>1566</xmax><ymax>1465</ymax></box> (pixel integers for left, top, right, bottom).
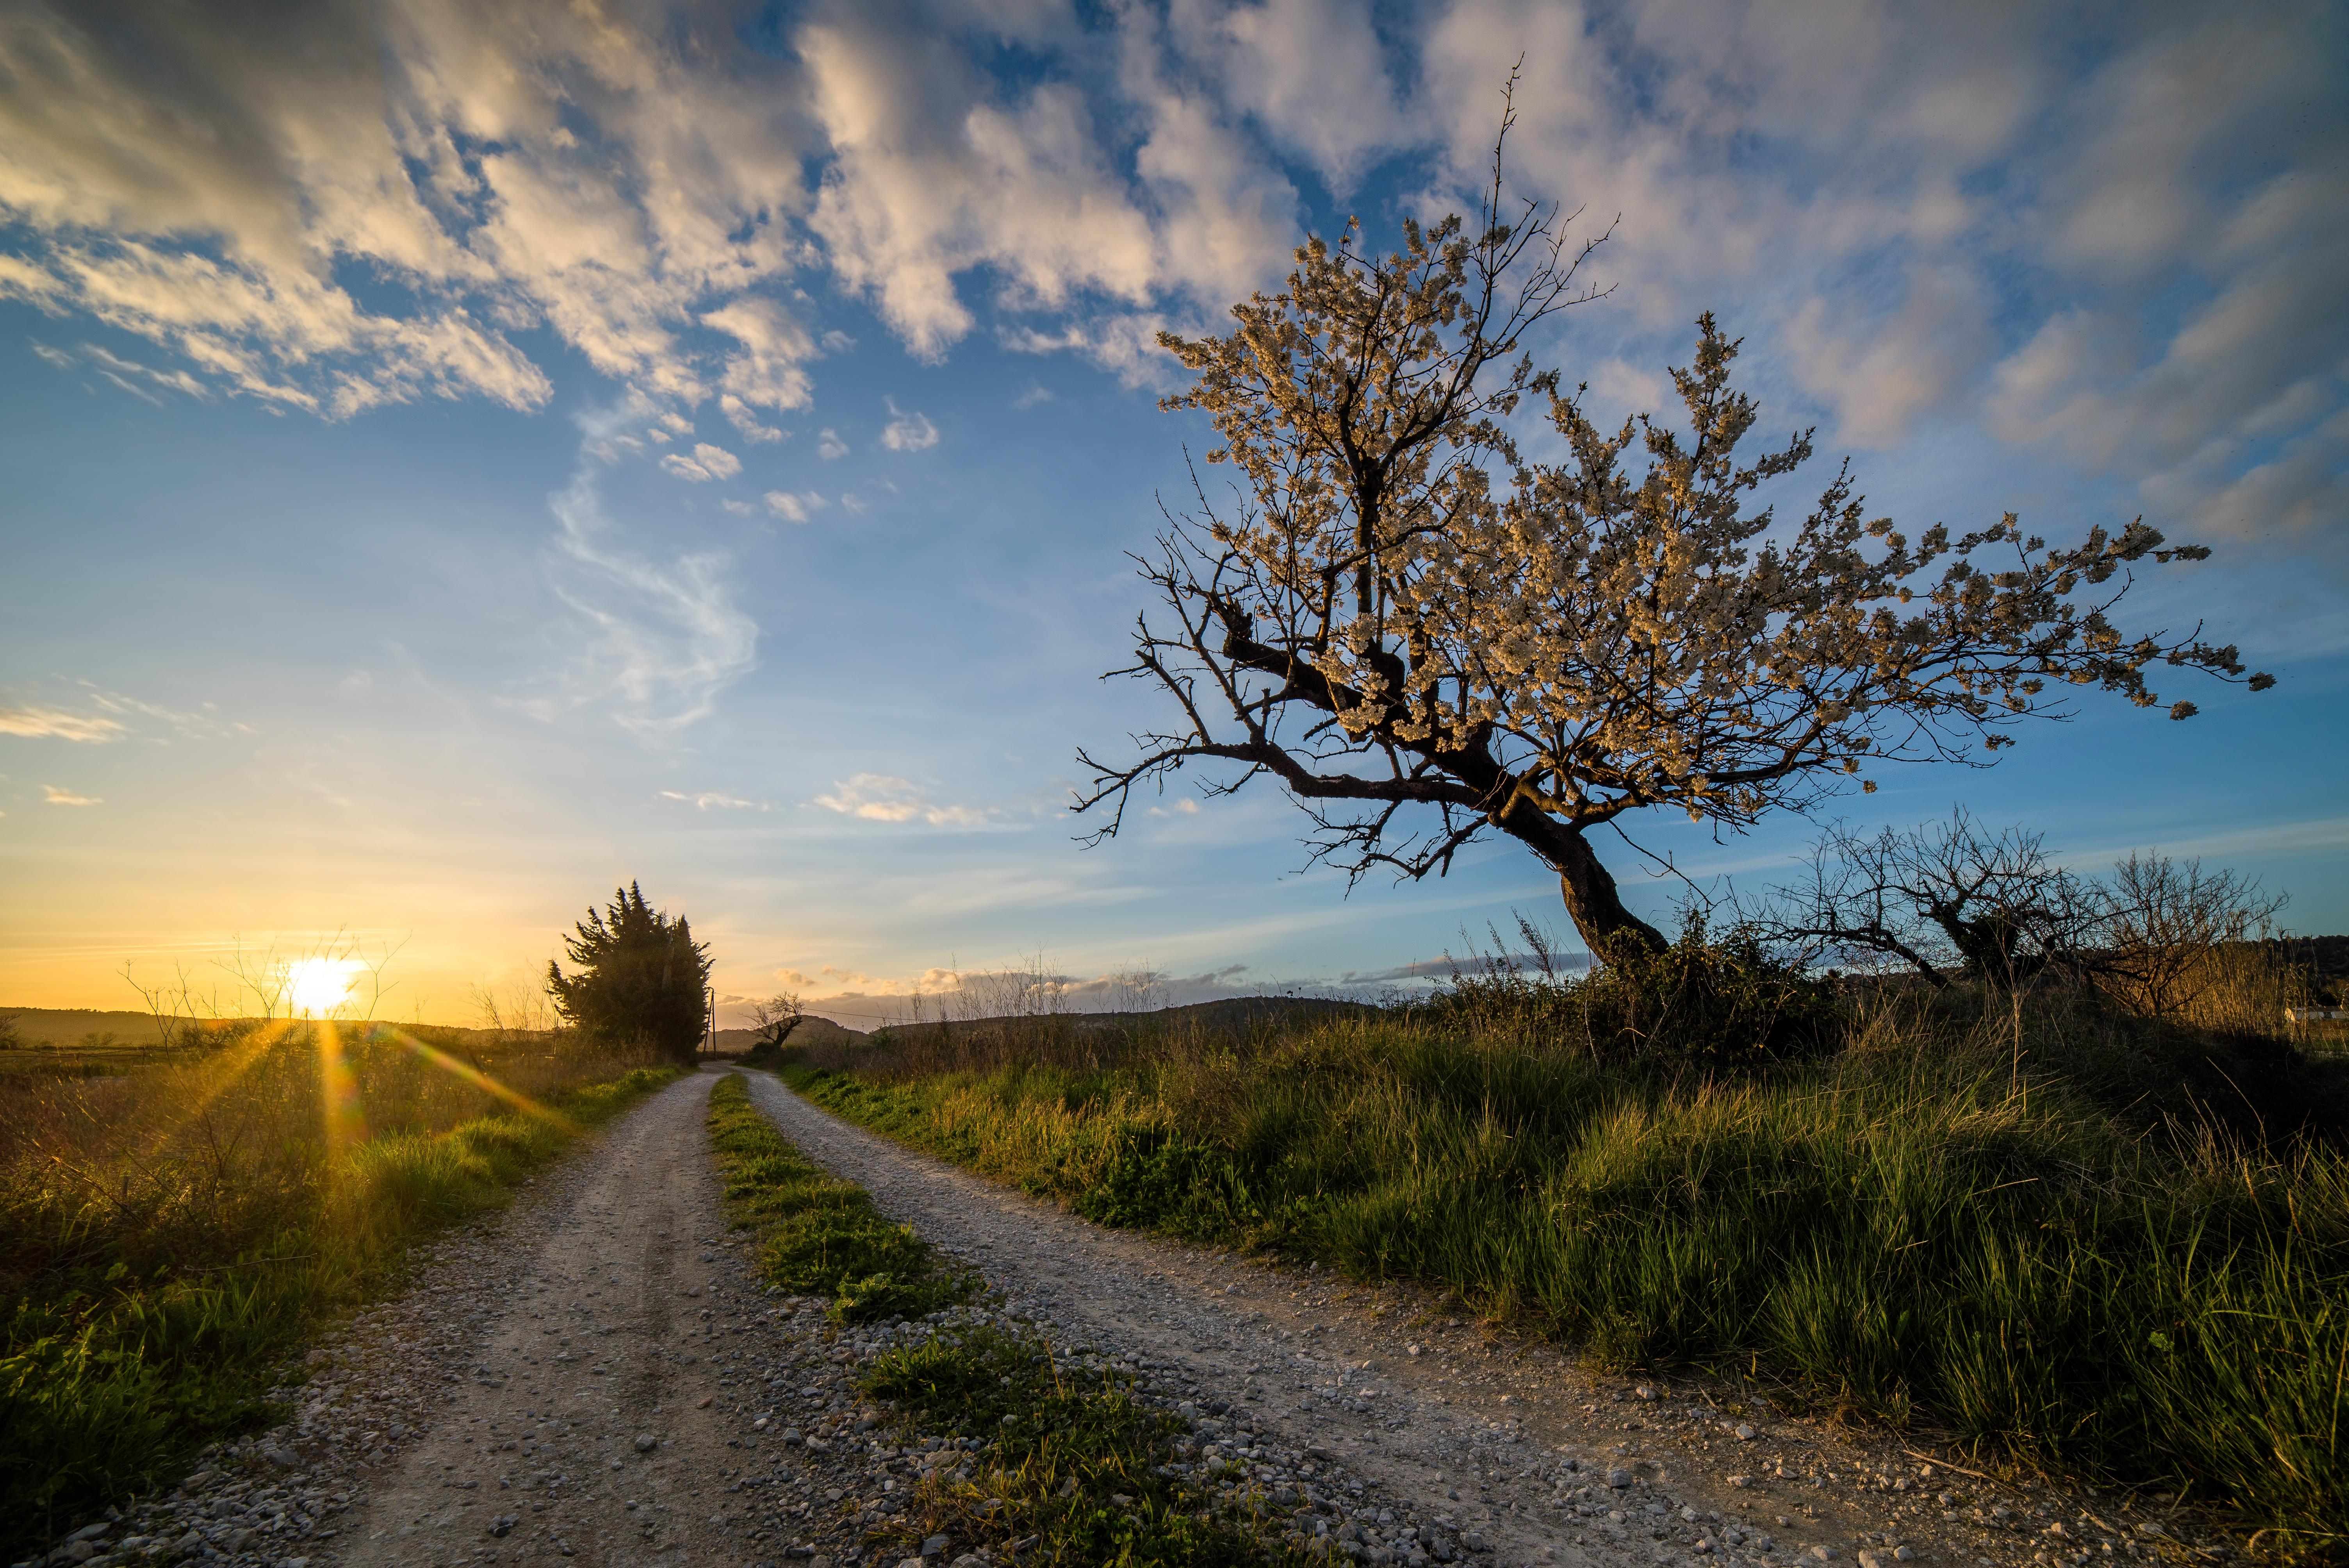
<box><xmin>286</xmin><ymin>957</ymin><xmax>356</xmax><ymax>1016</ymax></box>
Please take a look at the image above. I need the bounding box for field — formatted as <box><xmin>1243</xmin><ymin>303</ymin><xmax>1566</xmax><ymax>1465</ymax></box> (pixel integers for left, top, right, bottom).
<box><xmin>0</xmin><ymin>1016</ymin><xmax>676</xmax><ymax>1558</ymax></box>
<box><xmin>775</xmin><ymin>948</ymin><xmax>2349</xmax><ymax>1559</ymax></box>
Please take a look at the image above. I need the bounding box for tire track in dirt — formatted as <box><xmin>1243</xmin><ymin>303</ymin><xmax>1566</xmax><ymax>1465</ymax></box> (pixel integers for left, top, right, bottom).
<box><xmin>330</xmin><ymin>1070</ymin><xmax>750</xmax><ymax>1567</ymax></box>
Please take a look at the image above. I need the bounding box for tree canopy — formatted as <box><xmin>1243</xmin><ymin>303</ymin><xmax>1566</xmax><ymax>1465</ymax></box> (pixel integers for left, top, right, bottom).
<box><xmin>1076</xmin><ymin>128</ymin><xmax>2271</xmax><ymax>957</ymax></box>
<box><xmin>546</xmin><ymin>882</ymin><xmax>711</xmax><ymax>1063</ymax></box>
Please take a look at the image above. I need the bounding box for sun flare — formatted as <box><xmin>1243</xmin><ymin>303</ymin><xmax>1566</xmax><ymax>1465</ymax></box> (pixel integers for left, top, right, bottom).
<box><xmin>287</xmin><ymin>957</ymin><xmax>358</xmax><ymax>1016</ymax></box>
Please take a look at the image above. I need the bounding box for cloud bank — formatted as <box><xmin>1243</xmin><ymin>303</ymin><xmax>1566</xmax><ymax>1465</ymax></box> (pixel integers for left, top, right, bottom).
<box><xmin>0</xmin><ymin>0</ymin><xmax>2338</xmax><ymax>547</ymax></box>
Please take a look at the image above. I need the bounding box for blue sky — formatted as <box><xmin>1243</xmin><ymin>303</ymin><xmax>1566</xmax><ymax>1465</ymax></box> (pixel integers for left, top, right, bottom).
<box><xmin>2</xmin><ymin>0</ymin><xmax>2344</xmax><ymax>1026</ymax></box>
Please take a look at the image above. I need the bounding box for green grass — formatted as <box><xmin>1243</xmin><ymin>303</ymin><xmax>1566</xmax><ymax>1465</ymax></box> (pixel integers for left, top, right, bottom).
<box><xmin>784</xmin><ymin>1000</ymin><xmax>2349</xmax><ymax>1559</ymax></box>
<box><xmin>705</xmin><ymin>1073</ymin><xmax>1299</xmax><ymax>1565</ymax></box>
<box><xmin>857</xmin><ymin>1324</ymin><xmax>1305</xmax><ymax>1567</ymax></box>
<box><xmin>0</xmin><ymin>1051</ymin><xmax>678</xmax><ymax>1559</ymax></box>
<box><xmin>706</xmin><ymin>1073</ymin><xmax>973</xmax><ymax>1322</ymax></box>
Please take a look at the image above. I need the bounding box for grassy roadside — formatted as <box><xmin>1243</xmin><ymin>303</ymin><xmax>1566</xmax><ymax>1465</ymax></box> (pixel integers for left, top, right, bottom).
<box><xmin>704</xmin><ymin>1073</ymin><xmax>1303</xmax><ymax>1566</ymax></box>
<box><xmin>0</xmin><ymin>1039</ymin><xmax>679</xmax><ymax>1558</ymax></box>
<box><xmin>781</xmin><ymin>1005</ymin><xmax>2349</xmax><ymax>1559</ymax></box>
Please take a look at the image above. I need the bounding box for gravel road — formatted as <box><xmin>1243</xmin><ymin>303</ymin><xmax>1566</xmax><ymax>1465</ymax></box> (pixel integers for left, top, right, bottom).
<box><xmin>34</xmin><ymin>1066</ymin><xmax>2203</xmax><ymax>1568</ymax></box>
<box><xmin>736</xmin><ymin>1069</ymin><xmax>2193</xmax><ymax>1568</ymax></box>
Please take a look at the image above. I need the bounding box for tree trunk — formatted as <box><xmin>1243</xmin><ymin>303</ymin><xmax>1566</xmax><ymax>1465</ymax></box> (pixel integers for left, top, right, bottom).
<box><xmin>1485</xmin><ymin>788</ymin><xmax>1670</xmax><ymax>959</ymax></box>
<box><xmin>1553</xmin><ymin>828</ymin><xmax>1670</xmax><ymax>959</ymax></box>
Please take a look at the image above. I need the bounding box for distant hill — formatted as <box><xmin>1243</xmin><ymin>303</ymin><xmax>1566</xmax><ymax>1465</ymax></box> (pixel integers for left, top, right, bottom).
<box><xmin>0</xmin><ymin>1007</ymin><xmax>171</xmax><ymax>1049</ymax></box>
<box><xmin>0</xmin><ymin>1008</ymin><xmax>568</xmax><ymax>1052</ymax></box>
<box><xmin>712</xmin><ymin>1016</ymin><xmax>868</xmax><ymax>1054</ymax></box>
<box><xmin>866</xmin><ymin>995</ymin><xmax>1378</xmax><ymax>1037</ymax></box>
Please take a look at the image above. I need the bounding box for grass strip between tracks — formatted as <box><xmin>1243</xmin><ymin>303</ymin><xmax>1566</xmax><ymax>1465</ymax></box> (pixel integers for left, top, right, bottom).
<box><xmin>1</xmin><ymin>1060</ymin><xmax>682</xmax><ymax>1557</ymax></box>
<box><xmin>709</xmin><ymin>1073</ymin><xmax>1306</xmax><ymax>1566</ymax></box>
<box><xmin>708</xmin><ymin>1072</ymin><xmax>973</xmax><ymax>1323</ymax></box>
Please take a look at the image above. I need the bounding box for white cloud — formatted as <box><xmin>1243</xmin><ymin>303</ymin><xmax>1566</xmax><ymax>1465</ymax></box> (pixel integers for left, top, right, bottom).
<box><xmin>1012</xmin><ymin>381</ymin><xmax>1054</xmax><ymax>409</ymax></box>
<box><xmin>0</xmin><ymin>704</ymin><xmax>125</xmax><ymax>742</ymax></box>
<box><xmin>720</xmin><ymin>393</ymin><xmax>785</xmax><ymax>443</ymax></box>
<box><xmin>659</xmin><ymin>442</ymin><xmax>742</xmax><ymax>483</ymax></box>
<box><xmin>1784</xmin><ymin>264</ymin><xmax>1993</xmax><ymax>447</ymax></box>
<box><xmin>798</xmin><ymin>16</ymin><xmax>1163</xmax><ymax>358</ymax></box>
<box><xmin>533</xmin><ymin>412</ymin><xmax>760</xmax><ymax>734</ymax></box>
<box><xmin>80</xmin><ymin>685</ymin><xmax>236</xmax><ymax>739</ymax></box>
<box><xmin>764</xmin><ymin>490</ymin><xmax>829</xmax><ymax>524</ymax></box>
<box><xmin>657</xmin><ymin>789</ymin><xmax>766</xmax><ymax>811</ymax></box>
<box><xmin>0</xmin><ymin>0</ymin><xmax>2337</xmax><ymax>565</ymax></box>
<box><xmin>720</xmin><ymin>497</ymin><xmax>752</xmax><ymax>515</ymax></box>
<box><xmin>1170</xmin><ymin>0</ymin><xmax>1409</xmax><ymax>194</ymax></box>
<box><xmin>702</xmin><ymin>297</ymin><xmax>817</xmax><ymax>415</ymax></box>
<box><xmin>817</xmin><ymin>428</ymin><xmax>849</xmax><ymax>461</ymax></box>
<box><xmin>813</xmin><ymin>773</ymin><xmax>990</xmax><ymax>827</ymax></box>
<box><xmin>42</xmin><ymin>784</ymin><xmax>101</xmax><ymax>805</ymax></box>
<box><xmin>880</xmin><ymin>398</ymin><xmax>939</xmax><ymax>451</ymax></box>
<box><xmin>0</xmin><ymin>0</ymin><xmax>806</xmax><ymax>416</ymax></box>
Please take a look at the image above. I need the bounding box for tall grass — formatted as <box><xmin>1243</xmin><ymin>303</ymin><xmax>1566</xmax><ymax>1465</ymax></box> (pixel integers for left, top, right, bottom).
<box><xmin>781</xmin><ymin>983</ymin><xmax>2349</xmax><ymax>1558</ymax></box>
<box><xmin>0</xmin><ymin>1021</ymin><xmax>675</xmax><ymax>1557</ymax></box>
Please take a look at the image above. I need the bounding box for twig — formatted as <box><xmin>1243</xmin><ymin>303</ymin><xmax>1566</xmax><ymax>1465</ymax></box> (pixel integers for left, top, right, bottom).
<box><xmin>1899</xmin><ymin>1448</ymin><xmax>2005</xmax><ymax>1487</ymax></box>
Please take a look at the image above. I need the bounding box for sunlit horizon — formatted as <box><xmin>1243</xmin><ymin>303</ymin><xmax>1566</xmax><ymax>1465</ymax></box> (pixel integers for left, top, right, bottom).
<box><xmin>4</xmin><ymin>0</ymin><xmax>2345</xmax><ymax>1022</ymax></box>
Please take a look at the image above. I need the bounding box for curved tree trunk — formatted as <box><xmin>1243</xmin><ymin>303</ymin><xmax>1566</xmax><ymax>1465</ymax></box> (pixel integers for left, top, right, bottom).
<box><xmin>1487</xmin><ymin>791</ymin><xmax>1670</xmax><ymax>959</ymax></box>
<box><xmin>1554</xmin><ymin>828</ymin><xmax>1670</xmax><ymax>959</ymax></box>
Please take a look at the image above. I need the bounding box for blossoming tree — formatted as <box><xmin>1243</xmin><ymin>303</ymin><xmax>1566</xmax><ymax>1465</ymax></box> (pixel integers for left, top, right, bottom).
<box><xmin>1075</xmin><ymin>152</ymin><xmax>2272</xmax><ymax>958</ymax></box>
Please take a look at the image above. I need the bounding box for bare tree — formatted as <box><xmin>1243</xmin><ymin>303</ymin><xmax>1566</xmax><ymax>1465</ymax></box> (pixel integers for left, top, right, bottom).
<box><xmin>1108</xmin><ymin>966</ymin><xmax>1167</xmax><ymax>1014</ymax></box>
<box><xmin>747</xmin><ymin>991</ymin><xmax>806</xmax><ymax>1051</ymax></box>
<box><xmin>1743</xmin><ymin>812</ymin><xmax>2287</xmax><ymax>1012</ymax></box>
<box><xmin>1075</xmin><ymin>107</ymin><xmax>2272</xmax><ymax>958</ymax></box>
<box><xmin>1739</xmin><ymin>809</ymin><xmax>2105</xmax><ymax>988</ymax></box>
<box><xmin>2097</xmin><ymin>852</ymin><xmax>2287</xmax><ymax>1017</ymax></box>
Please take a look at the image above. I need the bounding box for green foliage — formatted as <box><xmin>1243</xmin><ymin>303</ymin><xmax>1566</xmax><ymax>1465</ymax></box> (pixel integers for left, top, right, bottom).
<box><xmin>546</xmin><ymin>882</ymin><xmax>711</xmax><ymax>1063</ymax></box>
<box><xmin>0</xmin><ymin>1061</ymin><xmax>677</xmax><ymax>1558</ymax></box>
<box><xmin>705</xmin><ymin>1074</ymin><xmax>971</xmax><ymax>1324</ymax></box>
<box><xmin>858</xmin><ymin>1325</ymin><xmax>1303</xmax><ymax>1567</ymax></box>
<box><xmin>792</xmin><ymin>1005</ymin><xmax>2349</xmax><ymax>1554</ymax></box>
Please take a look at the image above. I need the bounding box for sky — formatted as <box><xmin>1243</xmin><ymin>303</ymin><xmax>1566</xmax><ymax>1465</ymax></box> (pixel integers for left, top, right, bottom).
<box><xmin>2</xmin><ymin>0</ymin><xmax>2345</xmax><ymax>1029</ymax></box>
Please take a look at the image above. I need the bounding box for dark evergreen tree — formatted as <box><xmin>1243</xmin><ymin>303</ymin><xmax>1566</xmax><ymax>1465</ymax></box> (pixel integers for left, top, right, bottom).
<box><xmin>545</xmin><ymin>883</ymin><xmax>711</xmax><ymax>1063</ymax></box>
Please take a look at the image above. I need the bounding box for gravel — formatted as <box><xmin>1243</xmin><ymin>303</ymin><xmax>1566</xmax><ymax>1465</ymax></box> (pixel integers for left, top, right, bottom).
<box><xmin>14</xmin><ymin>1067</ymin><xmax>2226</xmax><ymax>1568</ymax></box>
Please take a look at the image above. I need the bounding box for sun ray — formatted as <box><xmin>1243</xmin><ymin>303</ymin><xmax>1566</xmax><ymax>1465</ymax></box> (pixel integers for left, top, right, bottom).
<box><xmin>315</xmin><ymin>1018</ymin><xmax>368</xmax><ymax>1153</ymax></box>
<box><xmin>375</xmin><ymin>1026</ymin><xmax>577</xmax><ymax>1132</ymax></box>
<box><xmin>154</xmin><ymin>1015</ymin><xmax>301</xmax><ymax>1134</ymax></box>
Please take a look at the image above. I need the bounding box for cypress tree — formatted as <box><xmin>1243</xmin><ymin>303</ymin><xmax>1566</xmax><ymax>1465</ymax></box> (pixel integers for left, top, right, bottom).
<box><xmin>546</xmin><ymin>882</ymin><xmax>711</xmax><ymax>1063</ymax></box>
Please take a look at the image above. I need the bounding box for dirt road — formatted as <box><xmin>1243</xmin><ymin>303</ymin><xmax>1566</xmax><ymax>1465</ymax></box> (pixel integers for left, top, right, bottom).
<box><xmin>53</xmin><ymin>1067</ymin><xmax>2161</xmax><ymax>1568</ymax></box>
<box><xmin>738</xmin><ymin>1069</ymin><xmax>2151</xmax><ymax>1568</ymax></box>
